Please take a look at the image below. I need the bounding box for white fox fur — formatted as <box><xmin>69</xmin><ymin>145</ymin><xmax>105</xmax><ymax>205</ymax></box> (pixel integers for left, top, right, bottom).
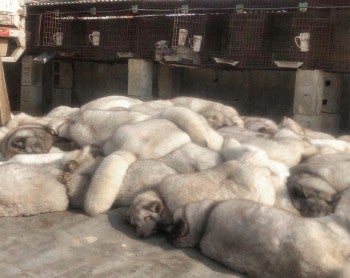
<box><xmin>4</xmin><ymin>112</ymin><xmax>49</xmax><ymax>131</ymax></box>
<box><xmin>0</xmin><ymin>147</ymin><xmax>99</xmax><ymax>217</ymax></box>
<box><xmin>84</xmin><ymin>150</ymin><xmax>137</xmax><ymax>216</ymax></box>
<box><xmin>200</xmin><ymin>109</ymin><xmax>243</xmax><ymax>129</ymax></box>
<box><xmin>221</xmin><ymin>142</ymin><xmax>294</xmax><ymax>213</ymax></box>
<box><xmin>128</xmin><ymin>100</ymin><xmax>173</xmax><ymax>116</ymax></box>
<box><xmin>47</xmin><ymin>95</ymin><xmax>143</xmax><ymax>140</ymax></box>
<box><xmin>0</xmin><ymin>152</ymin><xmax>68</xmax><ymax>166</ymax></box>
<box><xmin>242</xmin><ymin>116</ymin><xmax>278</xmax><ymax>135</ymax></box>
<box><xmin>69</xmin><ymin>103</ymin><xmax>223</xmax><ymax>150</ymax></box>
<box><xmin>2</xmin><ymin>107</ymin><xmax>79</xmax><ymax>135</ymax></box>
<box><xmin>171</xmin><ymin>191</ymin><xmax>350</xmax><ymax>278</ymax></box>
<box><xmin>64</xmin><ymin>109</ymin><xmax>150</xmax><ymax>147</ymax></box>
<box><xmin>52</xmin><ymin>98</ymin><xmax>236</xmax><ymax>150</ymax></box>
<box><xmin>241</xmin><ymin>136</ymin><xmax>317</xmax><ymax>167</ymax></box>
<box><xmin>46</xmin><ymin>105</ymin><xmax>80</xmax><ymax>119</ymax></box>
<box><xmin>170</xmin><ymin>96</ymin><xmax>243</xmax><ymax>129</ymax></box>
<box><xmin>159</xmin><ymin>142</ymin><xmax>222</xmax><ymax>173</ymax></box>
<box><xmin>287</xmin><ymin>153</ymin><xmax>350</xmax><ymax>217</ymax></box>
<box><xmin>127</xmin><ymin>147</ymin><xmax>288</xmax><ymax>237</ymax></box>
<box><xmin>0</xmin><ymin>124</ymin><xmax>77</xmax><ymax>159</ymax></box>
<box><xmin>218</xmin><ymin>126</ymin><xmax>270</xmax><ymax>141</ymax></box>
<box><xmin>218</xmin><ymin>123</ymin><xmax>318</xmax><ymax>168</ymax></box>
<box><xmin>292</xmin><ymin>153</ymin><xmax>350</xmax><ymax>193</ymax></box>
<box><xmin>128</xmin><ymin>97</ymin><xmax>243</xmax><ymax>130</ymax></box>
<box><xmin>103</xmin><ymin>118</ymin><xmax>191</xmax><ymax>159</ymax></box>
<box><xmin>46</xmin><ymin>106</ymin><xmax>80</xmax><ymax>136</ymax></box>
<box><xmin>279</xmin><ymin>117</ymin><xmax>335</xmax><ymax>140</ymax></box>
<box><xmin>0</xmin><ymin>141</ymin><xmax>223</xmax><ymax>218</ymax></box>
<box><xmin>159</xmin><ymin>106</ymin><xmax>224</xmax><ymax>151</ymax></box>
<box><xmin>339</xmin><ymin>135</ymin><xmax>350</xmax><ymax>143</ymax></box>
<box><xmin>310</xmin><ymin>139</ymin><xmax>350</xmax><ymax>155</ymax></box>
<box><xmin>80</xmin><ymin>95</ymin><xmax>142</xmax><ymax>111</ymax></box>
<box><xmin>70</xmin><ymin>142</ymin><xmax>222</xmax><ymax>215</ymax></box>
<box><xmin>0</xmin><ymin>145</ymin><xmax>93</xmax><ymax>167</ymax></box>
<box><xmin>0</xmin><ymin>163</ymin><xmax>69</xmax><ymax>217</ymax></box>
<box><xmin>66</xmin><ymin>158</ymin><xmax>177</xmax><ymax>210</ymax></box>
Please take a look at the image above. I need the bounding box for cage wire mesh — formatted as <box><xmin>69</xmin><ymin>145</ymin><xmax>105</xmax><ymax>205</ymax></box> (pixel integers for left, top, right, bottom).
<box><xmin>135</xmin><ymin>16</ymin><xmax>173</xmax><ymax>58</ymax></box>
<box><xmin>171</xmin><ymin>7</ymin><xmax>207</xmax><ymax>64</ymax></box>
<box><xmin>223</xmin><ymin>7</ymin><xmax>350</xmax><ymax>71</ymax></box>
<box><xmin>328</xmin><ymin>9</ymin><xmax>350</xmax><ymax>72</ymax></box>
<box><xmin>42</xmin><ymin>11</ymin><xmax>71</xmax><ymax>47</ymax></box>
<box><xmin>27</xmin><ymin>1</ymin><xmax>350</xmax><ymax>71</ymax></box>
<box><xmin>227</xmin><ymin>12</ymin><xmax>270</xmax><ymax>68</ymax></box>
<box><xmin>37</xmin><ymin>3</ymin><xmax>175</xmax><ymax>60</ymax></box>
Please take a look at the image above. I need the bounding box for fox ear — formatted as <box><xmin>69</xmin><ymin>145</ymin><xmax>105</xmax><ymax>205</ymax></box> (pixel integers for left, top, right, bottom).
<box><xmin>147</xmin><ymin>200</ymin><xmax>164</xmax><ymax>215</ymax></box>
<box><xmin>43</xmin><ymin>126</ymin><xmax>57</xmax><ymax>135</ymax></box>
<box><xmin>293</xmin><ymin>184</ymin><xmax>316</xmax><ymax>198</ymax></box>
<box><xmin>329</xmin><ymin>192</ymin><xmax>342</xmax><ymax>206</ymax></box>
<box><xmin>11</xmin><ymin>137</ymin><xmax>25</xmax><ymax>149</ymax></box>
<box><xmin>170</xmin><ymin>218</ymin><xmax>189</xmax><ymax>239</ymax></box>
<box><xmin>48</xmin><ymin>128</ymin><xmax>57</xmax><ymax>135</ymax></box>
<box><xmin>258</xmin><ymin>127</ymin><xmax>267</xmax><ymax>133</ymax></box>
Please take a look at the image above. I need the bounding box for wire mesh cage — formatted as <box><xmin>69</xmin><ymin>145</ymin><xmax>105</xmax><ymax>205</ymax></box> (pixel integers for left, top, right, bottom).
<box><xmin>222</xmin><ymin>7</ymin><xmax>350</xmax><ymax>72</ymax></box>
<box><xmin>33</xmin><ymin>1</ymin><xmax>176</xmax><ymax>60</ymax></box>
<box><xmin>170</xmin><ymin>7</ymin><xmax>207</xmax><ymax>65</ymax></box>
<box><xmin>26</xmin><ymin>1</ymin><xmax>350</xmax><ymax>72</ymax></box>
<box><xmin>42</xmin><ymin>11</ymin><xmax>71</xmax><ymax>48</ymax></box>
<box><xmin>227</xmin><ymin>12</ymin><xmax>270</xmax><ymax>68</ymax></box>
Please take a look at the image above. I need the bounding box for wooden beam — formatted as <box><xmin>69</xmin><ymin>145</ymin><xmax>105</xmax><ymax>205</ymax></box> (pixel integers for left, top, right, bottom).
<box><xmin>0</xmin><ymin>59</ymin><xmax>11</xmax><ymax>126</ymax></box>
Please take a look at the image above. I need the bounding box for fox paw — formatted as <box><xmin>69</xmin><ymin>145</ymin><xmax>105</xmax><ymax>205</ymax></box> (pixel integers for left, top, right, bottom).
<box><xmin>67</xmin><ymin>160</ymin><xmax>79</xmax><ymax>172</ymax></box>
<box><xmin>58</xmin><ymin>171</ymin><xmax>73</xmax><ymax>184</ymax></box>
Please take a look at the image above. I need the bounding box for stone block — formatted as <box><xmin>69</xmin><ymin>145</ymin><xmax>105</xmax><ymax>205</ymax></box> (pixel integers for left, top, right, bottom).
<box><xmin>128</xmin><ymin>59</ymin><xmax>153</xmax><ymax>101</ymax></box>
<box><xmin>293</xmin><ymin>70</ymin><xmax>342</xmax><ymax>115</ymax></box>
<box><xmin>294</xmin><ymin>113</ymin><xmax>340</xmax><ymax>133</ymax></box>
<box><xmin>20</xmin><ymin>85</ymin><xmax>42</xmax><ymax>114</ymax></box>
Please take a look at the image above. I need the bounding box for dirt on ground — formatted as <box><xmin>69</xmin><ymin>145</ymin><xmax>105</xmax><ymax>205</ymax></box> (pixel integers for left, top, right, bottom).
<box><xmin>0</xmin><ymin>208</ymin><xmax>245</xmax><ymax>277</ymax></box>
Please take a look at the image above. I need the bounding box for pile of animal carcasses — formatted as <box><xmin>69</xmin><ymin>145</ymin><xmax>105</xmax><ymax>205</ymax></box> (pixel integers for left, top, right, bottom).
<box><xmin>1</xmin><ymin>95</ymin><xmax>350</xmax><ymax>277</ymax></box>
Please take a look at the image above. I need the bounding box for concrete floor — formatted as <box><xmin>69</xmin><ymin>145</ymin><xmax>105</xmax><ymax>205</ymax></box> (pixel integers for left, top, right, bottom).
<box><xmin>0</xmin><ymin>209</ymin><xmax>245</xmax><ymax>277</ymax></box>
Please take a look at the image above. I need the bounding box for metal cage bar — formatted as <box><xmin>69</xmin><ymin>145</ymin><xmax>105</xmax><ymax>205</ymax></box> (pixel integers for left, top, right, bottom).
<box><xmin>25</xmin><ymin>1</ymin><xmax>349</xmax><ymax>71</ymax></box>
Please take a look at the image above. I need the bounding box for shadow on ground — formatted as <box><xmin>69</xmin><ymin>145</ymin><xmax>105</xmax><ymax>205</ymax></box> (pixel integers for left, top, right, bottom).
<box><xmin>0</xmin><ymin>208</ymin><xmax>245</xmax><ymax>277</ymax></box>
<box><xmin>107</xmin><ymin>208</ymin><xmax>245</xmax><ymax>277</ymax></box>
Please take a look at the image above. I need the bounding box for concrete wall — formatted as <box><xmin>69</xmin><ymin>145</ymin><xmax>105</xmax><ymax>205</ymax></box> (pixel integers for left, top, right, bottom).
<box><xmin>340</xmin><ymin>74</ymin><xmax>350</xmax><ymax>133</ymax></box>
<box><xmin>3</xmin><ymin>61</ymin><xmax>21</xmax><ymax>111</ymax></box>
<box><xmin>71</xmin><ymin>63</ymin><xmax>296</xmax><ymax>123</ymax></box>
<box><xmin>176</xmin><ymin>68</ymin><xmax>295</xmax><ymax>122</ymax></box>
<box><xmin>73</xmin><ymin>61</ymin><xmax>162</xmax><ymax>105</ymax></box>
<box><xmin>66</xmin><ymin>63</ymin><xmax>350</xmax><ymax>133</ymax></box>
<box><xmin>11</xmin><ymin>57</ymin><xmax>349</xmax><ymax>134</ymax></box>
<box><xmin>73</xmin><ymin>61</ymin><xmax>128</xmax><ymax>105</ymax></box>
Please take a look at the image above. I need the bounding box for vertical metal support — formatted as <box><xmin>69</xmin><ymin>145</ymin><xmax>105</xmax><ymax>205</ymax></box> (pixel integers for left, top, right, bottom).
<box><xmin>0</xmin><ymin>59</ymin><xmax>11</xmax><ymax>125</ymax></box>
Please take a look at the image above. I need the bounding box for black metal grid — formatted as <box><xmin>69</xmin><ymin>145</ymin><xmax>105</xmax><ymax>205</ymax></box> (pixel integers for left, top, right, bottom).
<box><xmin>42</xmin><ymin>11</ymin><xmax>71</xmax><ymax>47</ymax></box>
<box><xmin>135</xmin><ymin>16</ymin><xmax>173</xmax><ymax>58</ymax></box>
<box><xmin>267</xmin><ymin>12</ymin><xmax>310</xmax><ymax>65</ymax></box>
<box><xmin>26</xmin><ymin>1</ymin><xmax>350</xmax><ymax>72</ymax></box>
<box><xmin>171</xmin><ymin>7</ymin><xmax>207</xmax><ymax>55</ymax></box>
<box><xmin>227</xmin><ymin>12</ymin><xmax>270</xmax><ymax>68</ymax></box>
<box><xmin>222</xmin><ymin>8</ymin><xmax>350</xmax><ymax>71</ymax></box>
